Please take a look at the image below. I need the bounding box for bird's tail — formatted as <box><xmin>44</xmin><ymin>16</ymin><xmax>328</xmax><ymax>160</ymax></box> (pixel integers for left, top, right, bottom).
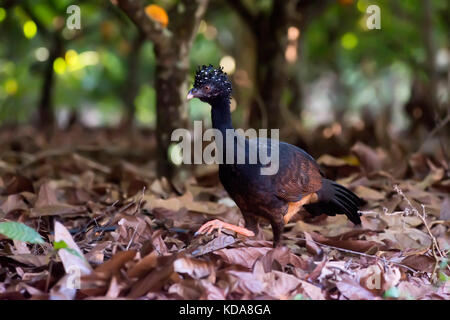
<box><xmin>304</xmin><ymin>179</ymin><xmax>365</xmax><ymax>225</ymax></box>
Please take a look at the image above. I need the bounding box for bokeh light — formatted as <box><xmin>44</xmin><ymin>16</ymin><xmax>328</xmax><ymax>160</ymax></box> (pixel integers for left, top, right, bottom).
<box><xmin>4</xmin><ymin>79</ymin><xmax>18</xmax><ymax>95</ymax></box>
<box><xmin>288</xmin><ymin>27</ymin><xmax>300</xmax><ymax>41</ymax></box>
<box><xmin>341</xmin><ymin>32</ymin><xmax>358</xmax><ymax>50</ymax></box>
<box><xmin>53</xmin><ymin>57</ymin><xmax>66</xmax><ymax>74</ymax></box>
<box><xmin>0</xmin><ymin>8</ymin><xmax>6</xmax><ymax>22</ymax></box>
<box><xmin>23</xmin><ymin>20</ymin><xmax>37</xmax><ymax>39</ymax></box>
<box><xmin>357</xmin><ymin>0</ymin><xmax>368</xmax><ymax>12</ymax></box>
<box><xmin>169</xmin><ymin>143</ymin><xmax>184</xmax><ymax>166</ymax></box>
<box><xmin>35</xmin><ymin>47</ymin><xmax>49</xmax><ymax>61</ymax></box>
<box><xmin>220</xmin><ymin>56</ymin><xmax>236</xmax><ymax>74</ymax></box>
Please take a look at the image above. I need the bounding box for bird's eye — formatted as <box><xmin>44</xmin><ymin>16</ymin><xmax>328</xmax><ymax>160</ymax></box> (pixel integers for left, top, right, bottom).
<box><xmin>204</xmin><ymin>85</ymin><xmax>210</xmax><ymax>91</ymax></box>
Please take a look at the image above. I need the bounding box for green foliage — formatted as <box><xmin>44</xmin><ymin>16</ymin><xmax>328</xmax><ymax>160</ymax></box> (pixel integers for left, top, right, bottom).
<box><xmin>383</xmin><ymin>286</ymin><xmax>400</xmax><ymax>299</ymax></box>
<box><xmin>0</xmin><ymin>0</ymin><xmax>448</xmax><ymax>125</ymax></box>
<box><xmin>135</xmin><ymin>85</ymin><xmax>156</xmax><ymax>126</ymax></box>
<box><xmin>293</xmin><ymin>293</ymin><xmax>310</xmax><ymax>300</ymax></box>
<box><xmin>0</xmin><ymin>221</ymin><xmax>44</xmax><ymax>244</ymax></box>
<box><xmin>53</xmin><ymin>240</ymin><xmax>83</xmax><ymax>259</ymax></box>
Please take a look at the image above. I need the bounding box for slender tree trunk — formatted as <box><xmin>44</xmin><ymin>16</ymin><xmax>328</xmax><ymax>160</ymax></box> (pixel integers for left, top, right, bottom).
<box><xmin>38</xmin><ymin>34</ymin><xmax>62</xmax><ymax>129</ymax></box>
<box><xmin>231</xmin><ymin>0</ymin><xmax>330</xmax><ymax>130</ymax></box>
<box><xmin>117</xmin><ymin>0</ymin><xmax>208</xmax><ymax>178</ymax></box>
<box><xmin>248</xmin><ymin>2</ymin><xmax>289</xmax><ymax>130</ymax></box>
<box><xmin>154</xmin><ymin>49</ymin><xmax>190</xmax><ymax>177</ymax></box>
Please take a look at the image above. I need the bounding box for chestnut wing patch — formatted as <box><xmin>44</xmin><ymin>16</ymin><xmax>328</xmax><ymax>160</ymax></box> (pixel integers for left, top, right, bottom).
<box><xmin>274</xmin><ymin>148</ymin><xmax>323</xmax><ymax>202</ymax></box>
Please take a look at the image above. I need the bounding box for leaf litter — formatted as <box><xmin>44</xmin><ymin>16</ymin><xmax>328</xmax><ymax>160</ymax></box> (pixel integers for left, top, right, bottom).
<box><xmin>0</xmin><ymin>130</ymin><xmax>448</xmax><ymax>300</ymax></box>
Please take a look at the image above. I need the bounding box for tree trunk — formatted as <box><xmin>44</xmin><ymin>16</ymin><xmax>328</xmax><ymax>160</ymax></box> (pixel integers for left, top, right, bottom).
<box><xmin>154</xmin><ymin>49</ymin><xmax>190</xmax><ymax>178</ymax></box>
<box><xmin>38</xmin><ymin>34</ymin><xmax>62</xmax><ymax>129</ymax></box>
<box><xmin>232</xmin><ymin>0</ymin><xmax>330</xmax><ymax>130</ymax></box>
<box><xmin>248</xmin><ymin>2</ymin><xmax>289</xmax><ymax>130</ymax></box>
<box><xmin>117</xmin><ymin>0</ymin><xmax>208</xmax><ymax>178</ymax></box>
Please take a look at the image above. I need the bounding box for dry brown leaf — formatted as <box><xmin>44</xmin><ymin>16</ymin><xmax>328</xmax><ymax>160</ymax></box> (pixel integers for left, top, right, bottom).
<box><xmin>310</xmin><ymin>231</ymin><xmax>386</xmax><ymax>253</ymax></box>
<box><xmin>174</xmin><ymin>256</ymin><xmax>215</xmax><ymax>280</ymax></box>
<box><xmin>168</xmin><ymin>280</ymin><xmax>203</xmax><ymax>299</ymax></box>
<box><xmin>264</xmin><ymin>270</ymin><xmax>302</xmax><ymax>299</ymax></box>
<box><xmin>213</xmin><ymin>247</ymin><xmax>271</xmax><ymax>269</ymax></box>
<box><xmin>127</xmin><ymin>250</ymin><xmax>158</xmax><ymax>278</ymax></box>
<box><xmin>6</xmin><ymin>254</ymin><xmax>49</xmax><ymax>267</ymax></box>
<box><xmin>354</xmin><ymin>185</ymin><xmax>385</xmax><ymax>201</ymax></box>
<box><xmin>299</xmin><ymin>280</ymin><xmax>326</xmax><ymax>300</ymax></box>
<box><xmin>35</xmin><ymin>183</ymin><xmax>60</xmax><ymax>208</ymax></box>
<box><xmin>317</xmin><ymin>154</ymin><xmax>359</xmax><ymax>167</ymax></box>
<box><xmin>400</xmin><ymin>254</ymin><xmax>435</xmax><ymax>273</ymax></box>
<box><xmin>30</xmin><ymin>204</ymin><xmax>86</xmax><ymax>217</ymax></box>
<box><xmin>4</xmin><ymin>175</ymin><xmax>34</xmax><ymax>195</ymax></box>
<box><xmin>94</xmin><ymin>250</ymin><xmax>137</xmax><ymax>279</ymax></box>
<box><xmin>192</xmin><ymin>234</ymin><xmax>236</xmax><ymax>256</ymax></box>
<box><xmin>304</xmin><ymin>231</ymin><xmax>323</xmax><ymax>257</ymax></box>
<box><xmin>351</xmin><ymin>141</ymin><xmax>384</xmax><ymax>173</ymax></box>
<box><xmin>227</xmin><ymin>270</ymin><xmax>265</xmax><ymax>295</ymax></box>
<box><xmin>1</xmin><ymin>194</ymin><xmax>28</xmax><ymax>213</ymax></box>
<box><xmin>336</xmin><ymin>277</ymin><xmax>378</xmax><ymax>300</ymax></box>
<box><xmin>440</xmin><ymin>197</ymin><xmax>450</xmax><ymax>221</ymax></box>
<box><xmin>127</xmin><ymin>255</ymin><xmax>176</xmax><ymax>298</ymax></box>
<box><xmin>143</xmin><ymin>192</ymin><xmax>227</xmax><ymax>215</ymax></box>
<box><xmin>105</xmin><ymin>276</ymin><xmax>123</xmax><ymax>298</ymax></box>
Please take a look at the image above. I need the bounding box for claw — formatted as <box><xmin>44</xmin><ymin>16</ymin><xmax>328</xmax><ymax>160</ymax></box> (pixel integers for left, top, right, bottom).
<box><xmin>194</xmin><ymin>219</ymin><xmax>255</xmax><ymax>237</ymax></box>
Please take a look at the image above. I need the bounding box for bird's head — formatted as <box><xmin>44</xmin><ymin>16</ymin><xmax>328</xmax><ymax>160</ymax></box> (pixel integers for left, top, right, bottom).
<box><xmin>187</xmin><ymin>65</ymin><xmax>232</xmax><ymax>103</ymax></box>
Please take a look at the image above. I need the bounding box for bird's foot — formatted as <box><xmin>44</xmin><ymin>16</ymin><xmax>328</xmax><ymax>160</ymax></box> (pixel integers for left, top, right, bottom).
<box><xmin>194</xmin><ymin>219</ymin><xmax>255</xmax><ymax>237</ymax></box>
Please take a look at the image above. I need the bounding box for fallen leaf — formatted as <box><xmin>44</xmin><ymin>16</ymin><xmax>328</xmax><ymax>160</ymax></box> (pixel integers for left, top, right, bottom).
<box><xmin>174</xmin><ymin>256</ymin><xmax>215</xmax><ymax>280</ymax></box>
<box><xmin>1</xmin><ymin>194</ymin><xmax>28</xmax><ymax>213</ymax></box>
<box><xmin>127</xmin><ymin>250</ymin><xmax>158</xmax><ymax>278</ymax></box>
<box><xmin>299</xmin><ymin>280</ymin><xmax>326</xmax><ymax>300</ymax></box>
<box><xmin>336</xmin><ymin>277</ymin><xmax>377</xmax><ymax>300</ymax></box>
<box><xmin>35</xmin><ymin>183</ymin><xmax>60</xmax><ymax>208</ymax></box>
<box><xmin>95</xmin><ymin>250</ymin><xmax>137</xmax><ymax>279</ymax></box>
<box><xmin>30</xmin><ymin>204</ymin><xmax>86</xmax><ymax>217</ymax></box>
<box><xmin>192</xmin><ymin>234</ymin><xmax>236</xmax><ymax>256</ymax></box>
<box><xmin>54</xmin><ymin>221</ymin><xmax>92</xmax><ymax>275</ymax></box>
<box><xmin>440</xmin><ymin>197</ymin><xmax>450</xmax><ymax>221</ymax></box>
<box><xmin>354</xmin><ymin>185</ymin><xmax>385</xmax><ymax>201</ymax></box>
<box><xmin>213</xmin><ymin>247</ymin><xmax>271</xmax><ymax>269</ymax></box>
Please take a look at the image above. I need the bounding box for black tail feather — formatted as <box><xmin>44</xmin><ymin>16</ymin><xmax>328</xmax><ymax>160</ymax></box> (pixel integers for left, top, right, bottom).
<box><xmin>304</xmin><ymin>179</ymin><xmax>364</xmax><ymax>225</ymax></box>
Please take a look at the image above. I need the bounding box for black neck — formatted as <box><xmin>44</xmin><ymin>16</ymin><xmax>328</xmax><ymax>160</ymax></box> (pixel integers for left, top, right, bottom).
<box><xmin>210</xmin><ymin>95</ymin><xmax>233</xmax><ymax>134</ymax></box>
<box><xmin>209</xmin><ymin>95</ymin><xmax>234</xmax><ymax>163</ymax></box>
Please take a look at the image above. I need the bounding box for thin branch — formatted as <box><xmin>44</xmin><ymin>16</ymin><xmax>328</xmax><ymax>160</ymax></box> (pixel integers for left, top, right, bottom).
<box><xmin>292</xmin><ymin>236</ymin><xmax>419</xmax><ymax>274</ymax></box>
<box><xmin>176</xmin><ymin>0</ymin><xmax>209</xmax><ymax>54</ymax></box>
<box><xmin>116</xmin><ymin>0</ymin><xmax>169</xmax><ymax>45</ymax></box>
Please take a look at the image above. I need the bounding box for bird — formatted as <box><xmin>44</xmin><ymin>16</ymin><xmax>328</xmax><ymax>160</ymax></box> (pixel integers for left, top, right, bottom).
<box><xmin>187</xmin><ymin>65</ymin><xmax>365</xmax><ymax>247</ymax></box>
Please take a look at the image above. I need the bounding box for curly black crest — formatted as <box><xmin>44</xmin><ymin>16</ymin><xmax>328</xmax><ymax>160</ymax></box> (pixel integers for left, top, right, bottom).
<box><xmin>194</xmin><ymin>65</ymin><xmax>232</xmax><ymax>96</ymax></box>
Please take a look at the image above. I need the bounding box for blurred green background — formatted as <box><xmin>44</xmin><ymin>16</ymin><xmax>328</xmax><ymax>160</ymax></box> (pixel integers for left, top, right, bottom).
<box><xmin>0</xmin><ymin>0</ymin><xmax>448</xmax><ymax>173</ymax></box>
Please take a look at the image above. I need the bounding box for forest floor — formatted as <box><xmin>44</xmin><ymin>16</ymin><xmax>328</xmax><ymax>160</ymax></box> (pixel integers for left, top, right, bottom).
<box><xmin>0</xmin><ymin>125</ymin><xmax>448</xmax><ymax>300</ymax></box>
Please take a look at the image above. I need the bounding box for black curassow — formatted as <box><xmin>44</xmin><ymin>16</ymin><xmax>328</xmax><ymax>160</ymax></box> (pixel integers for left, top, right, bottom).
<box><xmin>187</xmin><ymin>65</ymin><xmax>365</xmax><ymax>247</ymax></box>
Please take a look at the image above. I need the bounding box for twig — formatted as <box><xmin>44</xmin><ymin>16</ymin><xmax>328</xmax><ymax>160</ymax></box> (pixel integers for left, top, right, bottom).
<box><xmin>133</xmin><ymin>186</ymin><xmax>146</xmax><ymax>215</ymax></box>
<box><xmin>294</xmin><ymin>236</ymin><xmax>418</xmax><ymax>274</ymax></box>
<box><xmin>126</xmin><ymin>222</ymin><xmax>141</xmax><ymax>250</ymax></box>
<box><xmin>393</xmin><ymin>185</ymin><xmax>450</xmax><ymax>274</ymax></box>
